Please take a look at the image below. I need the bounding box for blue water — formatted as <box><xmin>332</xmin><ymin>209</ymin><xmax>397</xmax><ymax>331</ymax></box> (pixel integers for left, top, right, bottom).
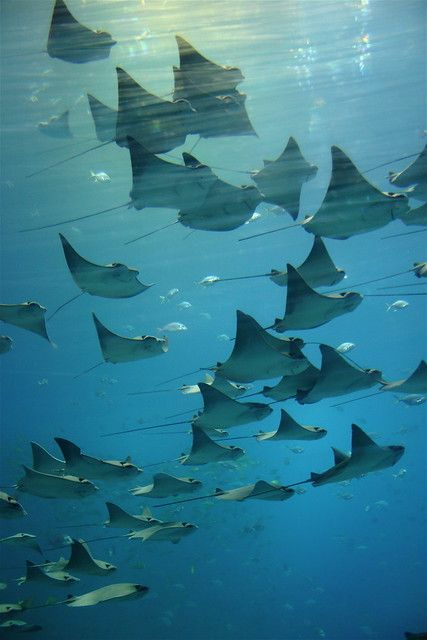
<box><xmin>0</xmin><ymin>1</ymin><xmax>426</xmax><ymax>638</ymax></box>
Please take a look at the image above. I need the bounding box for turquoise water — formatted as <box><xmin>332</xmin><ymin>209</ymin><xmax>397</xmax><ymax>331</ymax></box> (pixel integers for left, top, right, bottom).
<box><xmin>0</xmin><ymin>1</ymin><xmax>426</xmax><ymax>638</ymax></box>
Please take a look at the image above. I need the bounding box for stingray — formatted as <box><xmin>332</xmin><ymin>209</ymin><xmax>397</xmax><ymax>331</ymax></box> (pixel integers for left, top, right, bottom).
<box><xmin>0</xmin><ymin>335</ymin><xmax>13</xmax><ymax>355</ymax></box>
<box><xmin>180</xmin><ymin>425</ymin><xmax>245</xmax><ymax>465</ymax></box>
<box><xmin>104</xmin><ymin>502</ymin><xmax>162</xmax><ymax>530</ymax></box>
<box><xmin>297</xmin><ymin>345</ymin><xmax>382</xmax><ymax>404</ymax></box>
<box><xmin>31</xmin><ymin>442</ymin><xmax>65</xmax><ymax>476</ymax></box>
<box><xmin>127</xmin><ymin>137</ymin><xmax>217</xmax><ymax>212</ymax></box>
<box><xmin>262</xmin><ymin>363</ymin><xmax>320</xmax><ymax>401</ymax></box>
<box><xmin>381</xmin><ymin>360</ymin><xmax>427</xmax><ymax>394</ymax></box>
<box><xmin>252</xmin><ymin>138</ymin><xmax>318</xmax><ymax>219</ymax></box>
<box><xmin>178</xmin><ymin>178</ymin><xmax>261</xmax><ymax>232</ymax></box>
<box><xmin>130</xmin><ymin>473</ymin><xmax>202</xmax><ymax>499</ymax></box>
<box><xmin>128</xmin><ymin>522</ymin><xmax>197</xmax><ymax>544</ymax></box>
<box><xmin>0</xmin><ymin>602</ymin><xmax>26</xmax><ymax>616</ymax></box>
<box><xmin>389</xmin><ymin>144</ymin><xmax>427</xmax><ymax>195</ymax></box>
<box><xmin>414</xmin><ymin>262</ymin><xmax>427</xmax><ymax>278</ymax></box>
<box><xmin>0</xmin><ymin>619</ymin><xmax>42</xmax><ymax>632</ymax></box>
<box><xmin>215</xmin><ymin>310</ymin><xmax>308</xmax><ymax>382</ymax></box>
<box><xmin>17</xmin><ymin>561</ymin><xmax>79</xmax><ymax>587</ymax></box>
<box><xmin>192</xmin><ymin>383</ymin><xmax>272</xmax><ymax>430</ymax></box>
<box><xmin>214</xmin><ymin>480</ymin><xmax>295</xmax><ymax>502</ymax></box>
<box><xmin>64</xmin><ymin>539</ymin><xmax>116</xmax><ymax>576</ymax></box>
<box><xmin>93</xmin><ymin>314</ymin><xmax>168</xmax><ymax>364</ymax></box>
<box><xmin>16</xmin><ymin>466</ymin><xmax>98</xmax><ymax>500</ymax></box>
<box><xmin>54</xmin><ymin>437</ymin><xmax>142</xmax><ymax>480</ymax></box>
<box><xmin>272</xmin><ymin>265</ymin><xmax>362</xmax><ymax>332</ymax></box>
<box><xmin>59</xmin><ymin>233</ymin><xmax>152</xmax><ymax>301</ymax></box>
<box><xmin>0</xmin><ymin>534</ymin><xmax>42</xmax><ymax>555</ymax></box>
<box><xmin>270</xmin><ymin>236</ymin><xmax>345</xmax><ymax>288</ymax></box>
<box><xmin>38</xmin><ymin>110</ymin><xmax>72</xmax><ymax>139</ymax></box>
<box><xmin>65</xmin><ymin>583</ymin><xmax>148</xmax><ymax>607</ymax></box>
<box><xmin>0</xmin><ymin>492</ymin><xmax>26</xmax><ymax>519</ymax></box>
<box><xmin>256</xmin><ymin>409</ymin><xmax>327</xmax><ymax>441</ymax></box>
<box><xmin>87</xmin><ymin>94</ymin><xmax>117</xmax><ymax>143</ymax></box>
<box><xmin>172</xmin><ymin>36</ymin><xmax>256</xmax><ymax>139</ymax></box>
<box><xmin>311</xmin><ymin>424</ymin><xmax>405</xmax><ymax>486</ymax></box>
<box><xmin>0</xmin><ymin>303</ymin><xmax>50</xmax><ymax>341</ymax></box>
<box><xmin>181</xmin><ymin>373</ymin><xmax>249</xmax><ymax>399</ymax></box>
<box><xmin>47</xmin><ymin>0</ymin><xmax>116</xmax><ymax>64</ymax></box>
<box><xmin>116</xmin><ymin>67</ymin><xmax>192</xmax><ymax>153</ymax></box>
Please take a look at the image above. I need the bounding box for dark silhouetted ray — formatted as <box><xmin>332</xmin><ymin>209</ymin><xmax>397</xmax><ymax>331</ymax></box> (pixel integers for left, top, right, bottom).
<box><xmin>180</xmin><ymin>425</ymin><xmax>245</xmax><ymax>465</ymax></box>
<box><xmin>214</xmin><ymin>480</ymin><xmax>295</xmax><ymax>501</ymax></box>
<box><xmin>262</xmin><ymin>363</ymin><xmax>320</xmax><ymax>401</ymax></box>
<box><xmin>389</xmin><ymin>144</ymin><xmax>427</xmax><ymax>198</ymax></box>
<box><xmin>0</xmin><ymin>491</ymin><xmax>26</xmax><ymax>519</ymax></box>
<box><xmin>0</xmin><ymin>335</ymin><xmax>13</xmax><ymax>355</ymax></box>
<box><xmin>93</xmin><ymin>314</ymin><xmax>168</xmax><ymax>364</ymax></box>
<box><xmin>87</xmin><ymin>94</ymin><xmax>117</xmax><ymax>143</ymax></box>
<box><xmin>382</xmin><ymin>360</ymin><xmax>427</xmax><ymax>394</ymax></box>
<box><xmin>253</xmin><ymin>138</ymin><xmax>318</xmax><ymax>219</ymax></box>
<box><xmin>215</xmin><ymin>310</ymin><xmax>308</xmax><ymax>382</ymax></box>
<box><xmin>47</xmin><ymin>0</ymin><xmax>116</xmax><ymax>63</ymax></box>
<box><xmin>256</xmin><ymin>409</ymin><xmax>327</xmax><ymax>441</ymax></box>
<box><xmin>130</xmin><ymin>473</ymin><xmax>202</xmax><ymax>498</ymax></box>
<box><xmin>297</xmin><ymin>344</ymin><xmax>382</xmax><ymax>404</ymax></box>
<box><xmin>104</xmin><ymin>502</ymin><xmax>162</xmax><ymax>530</ymax></box>
<box><xmin>17</xmin><ymin>560</ymin><xmax>78</xmax><ymax>587</ymax></box>
<box><xmin>54</xmin><ymin>437</ymin><xmax>142</xmax><ymax>480</ymax></box>
<box><xmin>0</xmin><ymin>302</ymin><xmax>50</xmax><ymax>341</ymax></box>
<box><xmin>192</xmin><ymin>383</ymin><xmax>272</xmax><ymax>430</ymax></box>
<box><xmin>65</xmin><ymin>539</ymin><xmax>116</xmax><ymax>576</ymax></box>
<box><xmin>273</xmin><ymin>265</ymin><xmax>362</xmax><ymax>332</ymax></box>
<box><xmin>17</xmin><ymin>466</ymin><xmax>97</xmax><ymax>500</ymax></box>
<box><xmin>31</xmin><ymin>442</ymin><xmax>65</xmax><ymax>475</ymax></box>
<box><xmin>311</xmin><ymin>424</ymin><xmax>404</xmax><ymax>486</ymax></box>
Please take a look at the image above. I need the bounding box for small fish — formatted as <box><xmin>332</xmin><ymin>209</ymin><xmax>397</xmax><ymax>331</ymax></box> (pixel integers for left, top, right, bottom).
<box><xmin>198</xmin><ymin>276</ymin><xmax>220</xmax><ymax>286</ymax></box>
<box><xmin>395</xmin><ymin>394</ymin><xmax>426</xmax><ymax>406</ymax></box>
<box><xmin>90</xmin><ymin>171</ymin><xmax>111</xmax><ymax>183</ymax></box>
<box><xmin>158</xmin><ymin>322</ymin><xmax>188</xmax><ymax>332</ymax></box>
<box><xmin>287</xmin><ymin>446</ymin><xmax>304</xmax><ymax>454</ymax></box>
<box><xmin>178</xmin><ymin>301</ymin><xmax>192</xmax><ymax>310</ymax></box>
<box><xmin>392</xmin><ymin>468</ymin><xmax>407</xmax><ymax>479</ymax></box>
<box><xmin>37</xmin><ymin>378</ymin><xmax>48</xmax><ymax>386</ymax></box>
<box><xmin>336</xmin><ymin>342</ymin><xmax>355</xmax><ymax>353</ymax></box>
<box><xmin>386</xmin><ymin>299</ymin><xmax>409</xmax><ymax>311</ymax></box>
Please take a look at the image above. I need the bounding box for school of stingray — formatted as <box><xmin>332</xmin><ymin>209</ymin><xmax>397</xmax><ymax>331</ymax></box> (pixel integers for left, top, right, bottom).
<box><xmin>0</xmin><ymin>0</ymin><xmax>426</xmax><ymax>637</ymax></box>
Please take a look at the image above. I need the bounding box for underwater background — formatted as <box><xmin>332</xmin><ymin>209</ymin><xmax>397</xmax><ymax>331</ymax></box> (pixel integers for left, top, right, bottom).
<box><xmin>0</xmin><ymin>0</ymin><xmax>426</xmax><ymax>638</ymax></box>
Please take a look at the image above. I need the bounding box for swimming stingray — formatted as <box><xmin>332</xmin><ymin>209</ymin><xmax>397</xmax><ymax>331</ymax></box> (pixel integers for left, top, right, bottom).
<box><xmin>262</xmin><ymin>363</ymin><xmax>320</xmax><ymax>401</ymax></box>
<box><xmin>0</xmin><ymin>534</ymin><xmax>42</xmax><ymax>555</ymax></box>
<box><xmin>87</xmin><ymin>94</ymin><xmax>117</xmax><ymax>143</ymax></box>
<box><xmin>413</xmin><ymin>262</ymin><xmax>427</xmax><ymax>278</ymax></box>
<box><xmin>192</xmin><ymin>383</ymin><xmax>272</xmax><ymax>430</ymax></box>
<box><xmin>214</xmin><ymin>310</ymin><xmax>308</xmax><ymax>382</ymax></box>
<box><xmin>0</xmin><ymin>336</ymin><xmax>13</xmax><ymax>355</ymax></box>
<box><xmin>17</xmin><ymin>560</ymin><xmax>79</xmax><ymax>587</ymax></box>
<box><xmin>256</xmin><ymin>409</ymin><xmax>327</xmax><ymax>441</ymax></box>
<box><xmin>128</xmin><ymin>522</ymin><xmax>197</xmax><ymax>544</ymax></box>
<box><xmin>252</xmin><ymin>138</ymin><xmax>318</xmax><ymax>219</ymax></box>
<box><xmin>0</xmin><ymin>303</ymin><xmax>50</xmax><ymax>341</ymax></box>
<box><xmin>31</xmin><ymin>442</ymin><xmax>65</xmax><ymax>476</ymax></box>
<box><xmin>65</xmin><ymin>583</ymin><xmax>148</xmax><ymax>607</ymax></box>
<box><xmin>47</xmin><ymin>0</ymin><xmax>116</xmax><ymax>63</ymax></box>
<box><xmin>93</xmin><ymin>314</ymin><xmax>168</xmax><ymax>364</ymax></box>
<box><xmin>297</xmin><ymin>345</ymin><xmax>382</xmax><ymax>404</ymax></box>
<box><xmin>16</xmin><ymin>466</ymin><xmax>98</xmax><ymax>500</ymax></box>
<box><xmin>270</xmin><ymin>236</ymin><xmax>345</xmax><ymax>288</ymax></box>
<box><xmin>181</xmin><ymin>373</ymin><xmax>249</xmax><ymax>399</ymax></box>
<box><xmin>38</xmin><ymin>110</ymin><xmax>72</xmax><ymax>139</ymax></box>
<box><xmin>381</xmin><ymin>360</ymin><xmax>427</xmax><ymax>394</ymax></box>
<box><xmin>180</xmin><ymin>425</ymin><xmax>245</xmax><ymax>465</ymax></box>
<box><xmin>311</xmin><ymin>424</ymin><xmax>405</xmax><ymax>486</ymax></box>
<box><xmin>0</xmin><ymin>492</ymin><xmax>26</xmax><ymax>519</ymax></box>
<box><xmin>54</xmin><ymin>437</ymin><xmax>142</xmax><ymax>480</ymax></box>
<box><xmin>130</xmin><ymin>473</ymin><xmax>202</xmax><ymax>499</ymax></box>
<box><xmin>104</xmin><ymin>502</ymin><xmax>163</xmax><ymax>530</ymax></box>
<box><xmin>0</xmin><ymin>619</ymin><xmax>42</xmax><ymax>633</ymax></box>
<box><xmin>389</xmin><ymin>144</ymin><xmax>427</xmax><ymax>199</ymax></box>
<box><xmin>59</xmin><ymin>233</ymin><xmax>152</xmax><ymax>301</ymax></box>
<box><xmin>214</xmin><ymin>480</ymin><xmax>295</xmax><ymax>502</ymax></box>
<box><xmin>172</xmin><ymin>35</ymin><xmax>256</xmax><ymax>139</ymax></box>
<box><xmin>272</xmin><ymin>265</ymin><xmax>362</xmax><ymax>332</ymax></box>
<box><xmin>127</xmin><ymin>137</ymin><xmax>217</xmax><ymax>212</ymax></box>
<box><xmin>64</xmin><ymin>539</ymin><xmax>116</xmax><ymax>576</ymax></box>
<box><xmin>116</xmin><ymin>67</ymin><xmax>192</xmax><ymax>153</ymax></box>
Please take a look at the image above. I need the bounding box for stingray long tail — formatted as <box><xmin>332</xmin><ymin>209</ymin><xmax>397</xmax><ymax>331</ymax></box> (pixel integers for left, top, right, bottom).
<box><xmin>26</xmin><ymin>140</ymin><xmax>113</xmax><ymax>178</ymax></box>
